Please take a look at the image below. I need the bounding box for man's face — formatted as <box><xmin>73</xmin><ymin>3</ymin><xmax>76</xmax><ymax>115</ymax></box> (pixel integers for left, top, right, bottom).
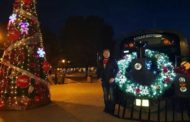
<box><xmin>103</xmin><ymin>50</ymin><xmax>110</xmax><ymax>59</ymax></box>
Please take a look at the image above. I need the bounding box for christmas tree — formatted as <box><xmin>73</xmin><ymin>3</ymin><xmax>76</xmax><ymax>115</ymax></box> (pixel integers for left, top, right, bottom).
<box><xmin>0</xmin><ymin>0</ymin><xmax>51</xmax><ymax>110</ymax></box>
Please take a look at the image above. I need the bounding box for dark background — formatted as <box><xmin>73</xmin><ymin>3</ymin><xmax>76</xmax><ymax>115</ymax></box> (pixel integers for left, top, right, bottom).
<box><xmin>0</xmin><ymin>0</ymin><xmax>190</xmax><ymax>67</ymax></box>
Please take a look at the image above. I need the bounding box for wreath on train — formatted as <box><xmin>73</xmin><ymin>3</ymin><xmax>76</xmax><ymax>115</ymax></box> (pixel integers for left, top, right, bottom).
<box><xmin>115</xmin><ymin>49</ymin><xmax>176</xmax><ymax>99</ymax></box>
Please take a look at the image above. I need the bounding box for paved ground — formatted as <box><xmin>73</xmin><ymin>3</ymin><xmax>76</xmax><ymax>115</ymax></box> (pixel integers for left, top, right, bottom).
<box><xmin>0</xmin><ymin>79</ymin><xmax>137</xmax><ymax>122</ymax></box>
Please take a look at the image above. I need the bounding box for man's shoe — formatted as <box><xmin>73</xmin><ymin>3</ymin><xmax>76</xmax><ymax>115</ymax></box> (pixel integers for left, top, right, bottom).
<box><xmin>104</xmin><ymin>108</ymin><xmax>109</xmax><ymax>113</ymax></box>
<box><xmin>109</xmin><ymin>109</ymin><xmax>115</xmax><ymax>115</ymax></box>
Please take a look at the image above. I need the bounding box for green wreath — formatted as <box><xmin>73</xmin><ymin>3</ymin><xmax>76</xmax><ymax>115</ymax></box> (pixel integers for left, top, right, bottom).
<box><xmin>115</xmin><ymin>49</ymin><xmax>176</xmax><ymax>99</ymax></box>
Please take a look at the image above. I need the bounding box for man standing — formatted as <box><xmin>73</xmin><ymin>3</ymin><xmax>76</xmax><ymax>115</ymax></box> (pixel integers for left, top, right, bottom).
<box><xmin>97</xmin><ymin>49</ymin><xmax>118</xmax><ymax>114</ymax></box>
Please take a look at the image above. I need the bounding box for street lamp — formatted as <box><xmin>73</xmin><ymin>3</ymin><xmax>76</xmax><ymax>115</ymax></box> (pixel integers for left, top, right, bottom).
<box><xmin>62</xmin><ymin>59</ymin><xmax>66</xmax><ymax>64</ymax></box>
<box><xmin>61</xmin><ymin>59</ymin><xmax>66</xmax><ymax>84</ymax></box>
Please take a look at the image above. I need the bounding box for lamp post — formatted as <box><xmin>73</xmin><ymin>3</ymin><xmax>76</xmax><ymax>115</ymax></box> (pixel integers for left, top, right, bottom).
<box><xmin>62</xmin><ymin>59</ymin><xmax>66</xmax><ymax>64</ymax></box>
<box><xmin>61</xmin><ymin>59</ymin><xmax>66</xmax><ymax>84</ymax></box>
<box><xmin>55</xmin><ymin>59</ymin><xmax>66</xmax><ymax>84</ymax></box>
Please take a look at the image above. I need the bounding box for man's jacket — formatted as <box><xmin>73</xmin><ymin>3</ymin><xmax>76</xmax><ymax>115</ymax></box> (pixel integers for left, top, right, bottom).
<box><xmin>97</xmin><ymin>58</ymin><xmax>119</xmax><ymax>86</ymax></box>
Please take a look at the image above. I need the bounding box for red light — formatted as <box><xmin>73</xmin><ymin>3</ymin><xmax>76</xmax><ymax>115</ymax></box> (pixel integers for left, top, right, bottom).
<box><xmin>124</xmin><ymin>42</ymin><xmax>135</xmax><ymax>48</ymax></box>
<box><xmin>128</xmin><ymin>43</ymin><xmax>134</xmax><ymax>48</ymax></box>
<box><xmin>163</xmin><ymin>38</ymin><xmax>171</xmax><ymax>45</ymax></box>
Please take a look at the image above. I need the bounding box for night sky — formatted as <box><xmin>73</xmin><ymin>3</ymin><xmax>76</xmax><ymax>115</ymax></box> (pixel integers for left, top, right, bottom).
<box><xmin>1</xmin><ymin>0</ymin><xmax>190</xmax><ymax>43</ymax></box>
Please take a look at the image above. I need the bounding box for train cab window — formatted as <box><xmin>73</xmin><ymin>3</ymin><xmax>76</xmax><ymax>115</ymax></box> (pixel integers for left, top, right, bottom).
<box><xmin>120</xmin><ymin>31</ymin><xmax>189</xmax><ymax>64</ymax></box>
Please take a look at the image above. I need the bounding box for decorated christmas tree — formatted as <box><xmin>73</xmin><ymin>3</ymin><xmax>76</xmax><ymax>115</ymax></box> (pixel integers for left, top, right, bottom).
<box><xmin>0</xmin><ymin>0</ymin><xmax>51</xmax><ymax>110</ymax></box>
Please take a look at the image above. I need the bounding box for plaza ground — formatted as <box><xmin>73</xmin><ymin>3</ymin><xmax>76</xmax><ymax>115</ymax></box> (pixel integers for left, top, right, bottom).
<box><xmin>0</xmin><ymin>79</ymin><xmax>137</xmax><ymax>122</ymax></box>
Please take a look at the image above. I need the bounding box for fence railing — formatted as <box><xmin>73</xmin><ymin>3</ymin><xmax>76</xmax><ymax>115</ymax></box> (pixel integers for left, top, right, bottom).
<box><xmin>114</xmin><ymin>91</ymin><xmax>190</xmax><ymax>122</ymax></box>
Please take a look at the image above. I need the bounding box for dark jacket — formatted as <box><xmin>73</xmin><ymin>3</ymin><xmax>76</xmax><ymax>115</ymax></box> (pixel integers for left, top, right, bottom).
<box><xmin>97</xmin><ymin>58</ymin><xmax>119</xmax><ymax>86</ymax></box>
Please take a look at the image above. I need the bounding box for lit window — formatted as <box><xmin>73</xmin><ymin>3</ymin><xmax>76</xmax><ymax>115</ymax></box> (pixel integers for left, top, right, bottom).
<box><xmin>135</xmin><ymin>99</ymin><xmax>149</xmax><ymax>107</ymax></box>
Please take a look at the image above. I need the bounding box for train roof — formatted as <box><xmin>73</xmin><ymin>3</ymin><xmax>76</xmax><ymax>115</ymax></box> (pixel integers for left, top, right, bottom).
<box><xmin>121</xmin><ymin>30</ymin><xmax>190</xmax><ymax>57</ymax></box>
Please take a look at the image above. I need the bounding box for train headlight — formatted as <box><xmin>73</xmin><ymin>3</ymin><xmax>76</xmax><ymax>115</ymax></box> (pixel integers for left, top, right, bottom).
<box><xmin>134</xmin><ymin>63</ymin><xmax>142</xmax><ymax>70</ymax></box>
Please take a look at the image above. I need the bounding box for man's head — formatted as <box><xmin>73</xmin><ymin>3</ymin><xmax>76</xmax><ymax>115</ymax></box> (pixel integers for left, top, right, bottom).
<box><xmin>103</xmin><ymin>49</ymin><xmax>110</xmax><ymax>59</ymax></box>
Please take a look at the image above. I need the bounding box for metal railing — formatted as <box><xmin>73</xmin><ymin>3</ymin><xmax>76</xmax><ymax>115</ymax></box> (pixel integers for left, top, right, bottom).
<box><xmin>114</xmin><ymin>90</ymin><xmax>190</xmax><ymax>122</ymax></box>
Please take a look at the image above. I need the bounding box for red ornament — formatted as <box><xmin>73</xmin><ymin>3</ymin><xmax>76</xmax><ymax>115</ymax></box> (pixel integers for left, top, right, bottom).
<box><xmin>23</xmin><ymin>0</ymin><xmax>32</xmax><ymax>5</ymax></box>
<box><xmin>0</xmin><ymin>99</ymin><xmax>5</xmax><ymax>109</ymax></box>
<box><xmin>8</xmin><ymin>28</ymin><xmax>21</xmax><ymax>41</ymax></box>
<box><xmin>0</xmin><ymin>78</ymin><xmax>8</xmax><ymax>89</ymax></box>
<box><xmin>16</xmin><ymin>75</ymin><xmax>30</xmax><ymax>88</ymax></box>
<box><xmin>43</xmin><ymin>61</ymin><xmax>50</xmax><ymax>72</ymax></box>
<box><xmin>163</xmin><ymin>67</ymin><xmax>168</xmax><ymax>73</ymax></box>
<box><xmin>34</xmin><ymin>96</ymin><xmax>41</xmax><ymax>102</ymax></box>
<box><xmin>0</xmin><ymin>69</ymin><xmax>4</xmax><ymax>76</ymax></box>
<box><xmin>136</xmin><ymin>88</ymin><xmax>141</xmax><ymax>94</ymax></box>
